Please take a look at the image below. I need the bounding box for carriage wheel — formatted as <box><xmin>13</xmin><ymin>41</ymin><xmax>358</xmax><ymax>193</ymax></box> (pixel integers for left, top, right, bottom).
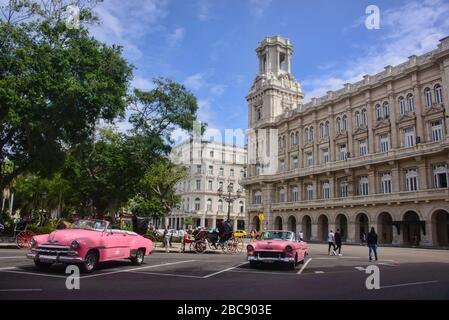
<box><xmin>16</xmin><ymin>231</ymin><xmax>35</xmax><ymax>249</ymax></box>
<box><xmin>194</xmin><ymin>241</ymin><xmax>207</xmax><ymax>254</ymax></box>
<box><xmin>234</xmin><ymin>238</ymin><xmax>244</xmax><ymax>253</ymax></box>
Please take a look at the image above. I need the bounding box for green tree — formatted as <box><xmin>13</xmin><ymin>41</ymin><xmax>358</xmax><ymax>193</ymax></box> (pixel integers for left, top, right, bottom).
<box><xmin>0</xmin><ymin>0</ymin><xmax>132</xmax><ymax>191</ymax></box>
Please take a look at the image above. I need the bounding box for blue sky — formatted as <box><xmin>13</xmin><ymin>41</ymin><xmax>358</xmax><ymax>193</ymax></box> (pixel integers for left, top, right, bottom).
<box><xmin>90</xmin><ymin>0</ymin><xmax>449</xmax><ymax>137</ymax></box>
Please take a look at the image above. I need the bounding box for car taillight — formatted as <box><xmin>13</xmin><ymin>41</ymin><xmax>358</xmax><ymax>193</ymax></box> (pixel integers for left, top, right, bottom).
<box><xmin>247</xmin><ymin>245</ymin><xmax>255</xmax><ymax>255</ymax></box>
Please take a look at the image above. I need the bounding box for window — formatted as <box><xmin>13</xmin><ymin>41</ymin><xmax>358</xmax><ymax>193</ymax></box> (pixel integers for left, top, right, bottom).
<box><xmin>339</xmin><ymin>144</ymin><xmax>347</xmax><ymax>161</ymax></box>
<box><xmin>407</xmin><ymin>94</ymin><xmax>415</xmax><ymax>112</ymax></box>
<box><xmin>230</xmin><ymin>169</ymin><xmax>235</xmax><ymax>177</ymax></box>
<box><xmin>406</xmin><ymin>169</ymin><xmax>419</xmax><ymax>191</ymax></box>
<box><xmin>218</xmin><ymin>181</ymin><xmax>224</xmax><ymax>190</ymax></box>
<box><xmin>322</xmin><ymin>182</ymin><xmax>330</xmax><ymax>199</ymax></box>
<box><xmin>404</xmin><ymin>127</ymin><xmax>415</xmax><ymax>147</ymax></box>
<box><xmin>279</xmin><ymin>160</ymin><xmax>285</xmax><ymax>173</ymax></box>
<box><xmin>380</xmin><ymin>135</ymin><xmax>390</xmax><ymax>153</ymax></box>
<box><xmin>253</xmin><ymin>191</ymin><xmax>262</xmax><ymax>205</ymax></box>
<box><xmin>207</xmin><ymin>199</ymin><xmax>212</xmax><ymax>211</ymax></box>
<box><xmin>256</xmin><ymin>165</ymin><xmax>261</xmax><ymax>176</ymax></box>
<box><xmin>196</xmin><ymin>180</ymin><xmax>201</xmax><ymax>190</ymax></box>
<box><xmin>310</xmin><ymin>127</ymin><xmax>314</xmax><ymax>141</ymax></box>
<box><xmin>186</xmin><ymin>198</ymin><xmax>190</xmax><ymax>211</ymax></box>
<box><xmin>219</xmin><ymin>167</ymin><xmax>224</xmax><ymax>176</ymax></box>
<box><xmin>306</xmin><ymin>184</ymin><xmax>314</xmax><ymax>201</ymax></box>
<box><xmin>383</xmin><ymin>102</ymin><xmax>390</xmax><ymax>119</ymax></box>
<box><xmin>435</xmin><ymin>84</ymin><xmax>443</xmax><ymax>104</ymax></box>
<box><xmin>342</xmin><ymin>116</ymin><xmax>348</xmax><ymax>131</ymax></box>
<box><xmin>194</xmin><ymin>198</ymin><xmax>201</xmax><ymax>211</ymax></box>
<box><xmin>240</xmin><ymin>169</ymin><xmax>245</xmax><ymax>178</ymax></box>
<box><xmin>380</xmin><ymin>173</ymin><xmax>392</xmax><ymax>194</ymax></box>
<box><xmin>320</xmin><ymin>123</ymin><xmax>325</xmax><ymax>138</ymax></box>
<box><xmin>306</xmin><ymin>152</ymin><xmax>314</xmax><ymax>167</ymax></box>
<box><xmin>208</xmin><ymin>165</ymin><xmax>213</xmax><ymax>175</ymax></box>
<box><xmin>355</xmin><ymin>111</ymin><xmax>361</xmax><ymax>128</ymax></box>
<box><xmin>196</xmin><ymin>165</ymin><xmax>202</xmax><ymax>174</ymax></box>
<box><xmin>325</xmin><ymin>122</ymin><xmax>330</xmax><ymax>137</ymax></box>
<box><xmin>210</xmin><ymin>151</ymin><xmax>214</xmax><ymax>158</ymax></box>
<box><xmin>399</xmin><ymin>96</ymin><xmax>405</xmax><ymax>115</ymax></box>
<box><xmin>291</xmin><ymin>132</ymin><xmax>296</xmax><ymax>146</ymax></box>
<box><xmin>239</xmin><ymin>201</ymin><xmax>244</xmax><ymax>214</ymax></box>
<box><xmin>358</xmin><ymin>176</ymin><xmax>369</xmax><ymax>196</ymax></box>
<box><xmin>340</xmin><ymin>180</ymin><xmax>348</xmax><ymax>198</ymax></box>
<box><xmin>208</xmin><ymin>180</ymin><xmax>213</xmax><ymax>191</ymax></box>
<box><xmin>425</xmin><ymin>87</ymin><xmax>432</xmax><ymax>107</ymax></box>
<box><xmin>375</xmin><ymin>104</ymin><xmax>382</xmax><ymax>121</ymax></box>
<box><xmin>292</xmin><ymin>156</ymin><xmax>299</xmax><ymax>169</ymax></box>
<box><xmin>359</xmin><ymin>139</ymin><xmax>368</xmax><ymax>156</ymax></box>
<box><xmin>431</xmin><ymin>120</ymin><xmax>443</xmax><ymax>142</ymax></box>
<box><xmin>218</xmin><ymin>199</ymin><xmax>224</xmax><ymax>211</ymax></box>
<box><xmin>336</xmin><ymin>117</ymin><xmax>342</xmax><ymax>133</ymax></box>
<box><xmin>321</xmin><ymin>148</ymin><xmax>329</xmax><ymax>164</ymax></box>
<box><xmin>257</xmin><ymin>108</ymin><xmax>262</xmax><ymax>121</ymax></box>
<box><xmin>292</xmin><ymin>187</ymin><xmax>299</xmax><ymax>202</ymax></box>
<box><xmin>279</xmin><ymin>188</ymin><xmax>286</xmax><ymax>203</ymax></box>
<box><xmin>362</xmin><ymin>109</ymin><xmax>368</xmax><ymax>126</ymax></box>
<box><xmin>433</xmin><ymin>165</ymin><xmax>448</xmax><ymax>189</ymax></box>
<box><xmin>304</xmin><ymin>128</ymin><xmax>309</xmax><ymax>143</ymax></box>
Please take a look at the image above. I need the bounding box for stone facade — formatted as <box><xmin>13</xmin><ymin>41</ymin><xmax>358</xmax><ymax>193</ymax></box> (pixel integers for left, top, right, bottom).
<box><xmin>170</xmin><ymin>140</ymin><xmax>247</xmax><ymax>230</ymax></box>
<box><xmin>242</xmin><ymin>35</ymin><xmax>449</xmax><ymax>247</ymax></box>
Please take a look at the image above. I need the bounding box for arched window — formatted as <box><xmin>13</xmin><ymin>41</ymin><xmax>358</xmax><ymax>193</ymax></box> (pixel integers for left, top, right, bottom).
<box><xmin>406</xmin><ymin>169</ymin><xmax>419</xmax><ymax>191</ymax></box>
<box><xmin>424</xmin><ymin>87</ymin><xmax>432</xmax><ymax>107</ymax></box>
<box><xmin>304</xmin><ymin>128</ymin><xmax>309</xmax><ymax>143</ymax></box>
<box><xmin>358</xmin><ymin>176</ymin><xmax>369</xmax><ymax>196</ymax></box>
<box><xmin>362</xmin><ymin>109</ymin><xmax>368</xmax><ymax>126</ymax></box>
<box><xmin>239</xmin><ymin>201</ymin><xmax>244</xmax><ymax>214</ymax></box>
<box><xmin>309</xmin><ymin>127</ymin><xmax>314</xmax><ymax>141</ymax></box>
<box><xmin>186</xmin><ymin>198</ymin><xmax>190</xmax><ymax>211</ymax></box>
<box><xmin>399</xmin><ymin>96</ymin><xmax>405</xmax><ymax>115</ymax></box>
<box><xmin>279</xmin><ymin>188</ymin><xmax>286</xmax><ymax>203</ymax></box>
<box><xmin>290</xmin><ymin>132</ymin><xmax>295</xmax><ymax>146</ymax></box>
<box><xmin>325</xmin><ymin>121</ymin><xmax>330</xmax><ymax>137</ymax></box>
<box><xmin>253</xmin><ymin>191</ymin><xmax>262</xmax><ymax>205</ymax></box>
<box><xmin>381</xmin><ymin>173</ymin><xmax>392</xmax><ymax>194</ymax></box>
<box><xmin>342</xmin><ymin>115</ymin><xmax>348</xmax><ymax>131</ymax></box>
<box><xmin>383</xmin><ymin>102</ymin><xmax>390</xmax><ymax>119</ymax></box>
<box><xmin>322</xmin><ymin>182</ymin><xmax>330</xmax><ymax>199</ymax></box>
<box><xmin>292</xmin><ymin>187</ymin><xmax>299</xmax><ymax>202</ymax></box>
<box><xmin>433</xmin><ymin>165</ymin><xmax>448</xmax><ymax>189</ymax></box>
<box><xmin>336</xmin><ymin>117</ymin><xmax>341</xmax><ymax>133</ymax></box>
<box><xmin>375</xmin><ymin>104</ymin><xmax>382</xmax><ymax>121</ymax></box>
<box><xmin>319</xmin><ymin>123</ymin><xmax>325</xmax><ymax>138</ymax></box>
<box><xmin>355</xmin><ymin>111</ymin><xmax>361</xmax><ymax>128</ymax></box>
<box><xmin>435</xmin><ymin>84</ymin><xmax>443</xmax><ymax>104</ymax></box>
<box><xmin>206</xmin><ymin>199</ymin><xmax>212</xmax><ymax>211</ymax></box>
<box><xmin>295</xmin><ymin>131</ymin><xmax>299</xmax><ymax>145</ymax></box>
<box><xmin>407</xmin><ymin>94</ymin><xmax>415</xmax><ymax>112</ymax></box>
<box><xmin>306</xmin><ymin>184</ymin><xmax>314</xmax><ymax>200</ymax></box>
<box><xmin>340</xmin><ymin>180</ymin><xmax>348</xmax><ymax>198</ymax></box>
<box><xmin>194</xmin><ymin>198</ymin><xmax>201</xmax><ymax>211</ymax></box>
<box><xmin>218</xmin><ymin>199</ymin><xmax>224</xmax><ymax>211</ymax></box>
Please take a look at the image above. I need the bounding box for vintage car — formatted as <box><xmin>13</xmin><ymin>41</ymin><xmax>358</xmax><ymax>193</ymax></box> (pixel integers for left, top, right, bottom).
<box><xmin>246</xmin><ymin>230</ymin><xmax>308</xmax><ymax>269</ymax></box>
<box><xmin>27</xmin><ymin>219</ymin><xmax>154</xmax><ymax>273</ymax></box>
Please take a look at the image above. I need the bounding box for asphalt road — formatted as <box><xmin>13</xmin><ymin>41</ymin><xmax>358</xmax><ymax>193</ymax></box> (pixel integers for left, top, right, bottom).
<box><xmin>0</xmin><ymin>244</ymin><xmax>448</xmax><ymax>300</ymax></box>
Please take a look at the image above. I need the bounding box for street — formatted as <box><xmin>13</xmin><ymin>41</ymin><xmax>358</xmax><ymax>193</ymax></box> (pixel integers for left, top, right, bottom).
<box><xmin>0</xmin><ymin>244</ymin><xmax>448</xmax><ymax>300</ymax></box>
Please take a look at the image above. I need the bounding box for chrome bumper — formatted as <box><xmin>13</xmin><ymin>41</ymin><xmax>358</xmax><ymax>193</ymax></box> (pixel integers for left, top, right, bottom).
<box><xmin>27</xmin><ymin>253</ymin><xmax>85</xmax><ymax>264</ymax></box>
<box><xmin>248</xmin><ymin>255</ymin><xmax>295</xmax><ymax>263</ymax></box>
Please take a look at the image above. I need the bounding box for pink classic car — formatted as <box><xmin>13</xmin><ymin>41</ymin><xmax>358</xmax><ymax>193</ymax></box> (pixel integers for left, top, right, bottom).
<box><xmin>27</xmin><ymin>219</ymin><xmax>154</xmax><ymax>273</ymax></box>
<box><xmin>247</xmin><ymin>230</ymin><xmax>308</xmax><ymax>269</ymax></box>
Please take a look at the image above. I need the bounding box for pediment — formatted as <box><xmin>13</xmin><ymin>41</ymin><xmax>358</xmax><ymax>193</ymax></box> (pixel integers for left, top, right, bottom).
<box><xmin>335</xmin><ymin>132</ymin><xmax>348</xmax><ymax>140</ymax></box>
<box><xmin>374</xmin><ymin>119</ymin><xmax>390</xmax><ymax>129</ymax></box>
<box><xmin>424</xmin><ymin>104</ymin><xmax>444</xmax><ymax>116</ymax></box>
<box><xmin>397</xmin><ymin>113</ymin><xmax>415</xmax><ymax>124</ymax></box>
<box><xmin>353</xmin><ymin>126</ymin><xmax>368</xmax><ymax>135</ymax></box>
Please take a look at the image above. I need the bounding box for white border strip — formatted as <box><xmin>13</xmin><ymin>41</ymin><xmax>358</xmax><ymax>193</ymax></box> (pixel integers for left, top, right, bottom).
<box><xmin>297</xmin><ymin>258</ymin><xmax>312</xmax><ymax>275</ymax></box>
<box><xmin>381</xmin><ymin>280</ymin><xmax>439</xmax><ymax>289</ymax></box>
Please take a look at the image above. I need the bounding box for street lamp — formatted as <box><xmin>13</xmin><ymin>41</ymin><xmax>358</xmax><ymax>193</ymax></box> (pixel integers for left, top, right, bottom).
<box><xmin>218</xmin><ymin>184</ymin><xmax>242</xmax><ymax>222</ymax></box>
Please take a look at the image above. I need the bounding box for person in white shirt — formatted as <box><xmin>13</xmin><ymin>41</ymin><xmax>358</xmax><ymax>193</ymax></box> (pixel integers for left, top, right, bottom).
<box><xmin>327</xmin><ymin>230</ymin><xmax>337</xmax><ymax>256</ymax></box>
<box><xmin>299</xmin><ymin>231</ymin><xmax>304</xmax><ymax>241</ymax></box>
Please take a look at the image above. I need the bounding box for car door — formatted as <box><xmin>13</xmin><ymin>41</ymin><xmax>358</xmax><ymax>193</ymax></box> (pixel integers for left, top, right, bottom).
<box><xmin>104</xmin><ymin>229</ymin><xmax>131</xmax><ymax>260</ymax></box>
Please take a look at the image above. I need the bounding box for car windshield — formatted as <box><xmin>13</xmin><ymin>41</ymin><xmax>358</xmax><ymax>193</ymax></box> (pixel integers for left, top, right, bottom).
<box><xmin>260</xmin><ymin>231</ymin><xmax>293</xmax><ymax>241</ymax></box>
<box><xmin>71</xmin><ymin>220</ymin><xmax>108</xmax><ymax>231</ymax></box>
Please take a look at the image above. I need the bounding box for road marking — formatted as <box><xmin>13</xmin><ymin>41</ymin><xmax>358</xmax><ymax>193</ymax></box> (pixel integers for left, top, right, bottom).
<box><xmin>0</xmin><ymin>270</ymin><xmax>67</xmax><ymax>279</ymax></box>
<box><xmin>354</xmin><ymin>267</ymin><xmax>366</xmax><ymax>271</ymax></box>
<box><xmin>0</xmin><ymin>266</ymin><xmax>17</xmax><ymax>271</ymax></box>
<box><xmin>0</xmin><ymin>256</ymin><xmax>26</xmax><ymax>260</ymax></box>
<box><xmin>82</xmin><ymin>260</ymin><xmax>198</xmax><ymax>279</ymax></box>
<box><xmin>0</xmin><ymin>289</ymin><xmax>43</xmax><ymax>292</ymax></box>
<box><xmin>381</xmin><ymin>280</ymin><xmax>439</xmax><ymax>289</ymax></box>
<box><xmin>202</xmin><ymin>262</ymin><xmax>248</xmax><ymax>279</ymax></box>
<box><xmin>314</xmin><ymin>271</ymin><xmax>324</xmax><ymax>274</ymax></box>
<box><xmin>129</xmin><ymin>271</ymin><xmax>204</xmax><ymax>279</ymax></box>
<box><xmin>230</xmin><ymin>269</ymin><xmax>298</xmax><ymax>276</ymax></box>
<box><xmin>297</xmin><ymin>258</ymin><xmax>312</xmax><ymax>275</ymax></box>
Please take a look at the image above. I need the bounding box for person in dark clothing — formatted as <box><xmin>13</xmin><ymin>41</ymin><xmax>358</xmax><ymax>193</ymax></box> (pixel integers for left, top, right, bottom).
<box><xmin>334</xmin><ymin>229</ymin><xmax>342</xmax><ymax>256</ymax></box>
<box><xmin>367</xmin><ymin>227</ymin><xmax>378</xmax><ymax>261</ymax></box>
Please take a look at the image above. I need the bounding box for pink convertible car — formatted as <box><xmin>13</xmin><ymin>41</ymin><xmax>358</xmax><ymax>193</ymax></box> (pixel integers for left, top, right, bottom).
<box><xmin>27</xmin><ymin>219</ymin><xmax>154</xmax><ymax>273</ymax></box>
<box><xmin>247</xmin><ymin>230</ymin><xmax>308</xmax><ymax>269</ymax></box>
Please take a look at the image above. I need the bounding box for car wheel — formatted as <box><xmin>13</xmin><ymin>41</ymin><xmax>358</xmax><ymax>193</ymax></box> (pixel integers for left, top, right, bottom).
<box><xmin>81</xmin><ymin>250</ymin><xmax>98</xmax><ymax>273</ymax></box>
<box><xmin>289</xmin><ymin>256</ymin><xmax>297</xmax><ymax>270</ymax></box>
<box><xmin>34</xmin><ymin>260</ymin><xmax>52</xmax><ymax>271</ymax></box>
<box><xmin>131</xmin><ymin>249</ymin><xmax>145</xmax><ymax>266</ymax></box>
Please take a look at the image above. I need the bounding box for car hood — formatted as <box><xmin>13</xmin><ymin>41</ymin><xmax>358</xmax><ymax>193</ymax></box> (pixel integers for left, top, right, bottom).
<box><xmin>44</xmin><ymin>229</ymin><xmax>101</xmax><ymax>245</ymax></box>
<box><xmin>252</xmin><ymin>240</ymin><xmax>292</xmax><ymax>251</ymax></box>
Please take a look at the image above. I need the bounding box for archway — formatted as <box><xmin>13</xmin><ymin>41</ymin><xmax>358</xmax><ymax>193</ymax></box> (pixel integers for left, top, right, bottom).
<box><xmin>274</xmin><ymin>216</ymin><xmax>283</xmax><ymax>230</ymax></box>
<box><xmin>252</xmin><ymin>215</ymin><xmax>261</xmax><ymax>232</ymax></box>
<box><xmin>301</xmin><ymin>215</ymin><xmax>312</xmax><ymax>240</ymax></box>
<box><xmin>287</xmin><ymin>216</ymin><xmax>297</xmax><ymax>233</ymax></box>
<box><xmin>432</xmin><ymin>210</ymin><xmax>449</xmax><ymax>246</ymax></box>
<box><xmin>335</xmin><ymin>214</ymin><xmax>348</xmax><ymax>241</ymax></box>
<box><xmin>377</xmin><ymin>212</ymin><xmax>393</xmax><ymax>244</ymax></box>
<box><xmin>403</xmin><ymin>211</ymin><xmax>421</xmax><ymax>245</ymax></box>
<box><xmin>355</xmin><ymin>213</ymin><xmax>369</xmax><ymax>243</ymax></box>
<box><xmin>317</xmin><ymin>215</ymin><xmax>329</xmax><ymax>241</ymax></box>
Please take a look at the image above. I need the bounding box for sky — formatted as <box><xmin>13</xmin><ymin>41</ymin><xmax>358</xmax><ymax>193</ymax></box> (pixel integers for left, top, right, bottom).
<box><xmin>88</xmin><ymin>0</ymin><xmax>449</xmax><ymax>140</ymax></box>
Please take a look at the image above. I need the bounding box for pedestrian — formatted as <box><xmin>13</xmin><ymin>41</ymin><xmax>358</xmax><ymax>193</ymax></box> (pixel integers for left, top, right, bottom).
<box><xmin>163</xmin><ymin>226</ymin><xmax>170</xmax><ymax>253</ymax></box>
<box><xmin>367</xmin><ymin>227</ymin><xmax>378</xmax><ymax>261</ymax></box>
<box><xmin>299</xmin><ymin>230</ymin><xmax>304</xmax><ymax>241</ymax></box>
<box><xmin>327</xmin><ymin>230</ymin><xmax>337</xmax><ymax>256</ymax></box>
<box><xmin>360</xmin><ymin>232</ymin><xmax>366</xmax><ymax>245</ymax></box>
<box><xmin>334</xmin><ymin>229</ymin><xmax>342</xmax><ymax>256</ymax></box>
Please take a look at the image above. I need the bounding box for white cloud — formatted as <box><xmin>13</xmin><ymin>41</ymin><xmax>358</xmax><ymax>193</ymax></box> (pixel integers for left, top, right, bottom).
<box><xmin>167</xmin><ymin>27</ymin><xmax>185</xmax><ymax>47</ymax></box>
<box><xmin>131</xmin><ymin>77</ymin><xmax>155</xmax><ymax>91</ymax></box>
<box><xmin>184</xmin><ymin>73</ymin><xmax>206</xmax><ymax>91</ymax></box>
<box><xmin>210</xmin><ymin>84</ymin><xmax>226</xmax><ymax>95</ymax></box>
<box><xmin>302</xmin><ymin>0</ymin><xmax>449</xmax><ymax>102</ymax></box>
<box><xmin>197</xmin><ymin>0</ymin><xmax>213</xmax><ymax>21</ymax></box>
<box><xmin>248</xmin><ymin>0</ymin><xmax>272</xmax><ymax>17</ymax></box>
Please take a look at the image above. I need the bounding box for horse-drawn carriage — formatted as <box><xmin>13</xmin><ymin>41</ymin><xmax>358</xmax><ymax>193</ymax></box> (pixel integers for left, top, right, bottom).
<box><xmin>182</xmin><ymin>228</ymin><xmax>244</xmax><ymax>254</ymax></box>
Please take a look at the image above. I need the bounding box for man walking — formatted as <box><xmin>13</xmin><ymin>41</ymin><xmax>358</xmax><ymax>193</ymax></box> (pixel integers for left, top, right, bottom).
<box><xmin>327</xmin><ymin>230</ymin><xmax>337</xmax><ymax>256</ymax></box>
<box><xmin>334</xmin><ymin>229</ymin><xmax>342</xmax><ymax>256</ymax></box>
<box><xmin>367</xmin><ymin>227</ymin><xmax>378</xmax><ymax>261</ymax></box>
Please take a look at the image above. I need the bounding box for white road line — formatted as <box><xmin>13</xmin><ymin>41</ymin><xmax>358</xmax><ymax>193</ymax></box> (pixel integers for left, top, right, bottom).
<box><xmin>1</xmin><ymin>270</ymin><xmax>67</xmax><ymax>279</ymax></box>
<box><xmin>82</xmin><ymin>260</ymin><xmax>198</xmax><ymax>279</ymax></box>
<box><xmin>0</xmin><ymin>256</ymin><xmax>26</xmax><ymax>260</ymax></box>
<box><xmin>128</xmin><ymin>271</ymin><xmax>204</xmax><ymax>279</ymax></box>
<box><xmin>297</xmin><ymin>258</ymin><xmax>312</xmax><ymax>275</ymax></box>
<box><xmin>0</xmin><ymin>266</ymin><xmax>17</xmax><ymax>271</ymax></box>
<box><xmin>202</xmin><ymin>262</ymin><xmax>248</xmax><ymax>279</ymax></box>
<box><xmin>0</xmin><ymin>289</ymin><xmax>43</xmax><ymax>292</ymax></box>
<box><xmin>314</xmin><ymin>271</ymin><xmax>324</xmax><ymax>274</ymax></box>
<box><xmin>229</xmin><ymin>269</ymin><xmax>300</xmax><ymax>276</ymax></box>
<box><xmin>381</xmin><ymin>280</ymin><xmax>439</xmax><ymax>289</ymax></box>
<box><xmin>355</xmin><ymin>267</ymin><xmax>366</xmax><ymax>271</ymax></box>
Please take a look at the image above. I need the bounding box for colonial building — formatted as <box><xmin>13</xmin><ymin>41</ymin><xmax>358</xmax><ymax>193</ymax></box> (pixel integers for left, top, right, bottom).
<box><xmin>170</xmin><ymin>140</ymin><xmax>247</xmax><ymax>230</ymax></box>
<box><xmin>242</xmin><ymin>35</ymin><xmax>449</xmax><ymax>247</ymax></box>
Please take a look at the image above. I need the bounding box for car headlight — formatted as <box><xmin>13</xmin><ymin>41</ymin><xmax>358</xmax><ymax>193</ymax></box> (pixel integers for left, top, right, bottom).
<box><xmin>71</xmin><ymin>240</ymin><xmax>80</xmax><ymax>250</ymax></box>
<box><xmin>285</xmin><ymin>246</ymin><xmax>293</xmax><ymax>254</ymax></box>
<box><xmin>31</xmin><ymin>238</ymin><xmax>37</xmax><ymax>247</ymax></box>
<box><xmin>247</xmin><ymin>245</ymin><xmax>255</xmax><ymax>255</ymax></box>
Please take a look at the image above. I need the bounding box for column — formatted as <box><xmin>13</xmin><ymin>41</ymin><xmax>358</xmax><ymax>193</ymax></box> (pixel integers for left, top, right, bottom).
<box><xmin>311</xmin><ymin>223</ymin><xmax>319</xmax><ymax>241</ymax></box>
<box><xmin>367</xmin><ymin>98</ymin><xmax>375</xmax><ymax>154</ymax></box>
<box><xmin>347</xmin><ymin>105</ymin><xmax>354</xmax><ymax>157</ymax></box>
<box><xmin>389</xmin><ymin>91</ymin><xmax>399</xmax><ymax>149</ymax></box>
<box><xmin>418</xmin><ymin>160</ymin><xmax>428</xmax><ymax>190</ymax></box>
<box><xmin>200</xmin><ymin>216</ymin><xmax>206</xmax><ymax>228</ymax></box>
<box><xmin>421</xmin><ymin>221</ymin><xmax>433</xmax><ymax>247</ymax></box>
<box><xmin>369</xmin><ymin>169</ymin><xmax>376</xmax><ymax>195</ymax></box>
<box><xmin>212</xmin><ymin>216</ymin><xmax>217</xmax><ymax>229</ymax></box>
<box><xmin>392</xmin><ymin>224</ymin><xmax>400</xmax><ymax>245</ymax></box>
<box><xmin>391</xmin><ymin>165</ymin><xmax>400</xmax><ymax>193</ymax></box>
<box><xmin>346</xmin><ymin>222</ymin><xmax>356</xmax><ymax>243</ymax></box>
<box><xmin>413</xmin><ymin>83</ymin><xmax>425</xmax><ymax>141</ymax></box>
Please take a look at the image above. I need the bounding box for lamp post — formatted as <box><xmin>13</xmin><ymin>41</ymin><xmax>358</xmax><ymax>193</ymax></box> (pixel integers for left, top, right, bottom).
<box><xmin>218</xmin><ymin>184</ymin><xmax>242</xmax><ymax>222</ymax></box>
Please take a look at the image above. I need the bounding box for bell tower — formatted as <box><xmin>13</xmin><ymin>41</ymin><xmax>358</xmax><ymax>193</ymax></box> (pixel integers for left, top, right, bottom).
<box><xmin>247</xmin><ymin>35</ymin><xmax>304</xmax><ymax>129</ymax></box>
